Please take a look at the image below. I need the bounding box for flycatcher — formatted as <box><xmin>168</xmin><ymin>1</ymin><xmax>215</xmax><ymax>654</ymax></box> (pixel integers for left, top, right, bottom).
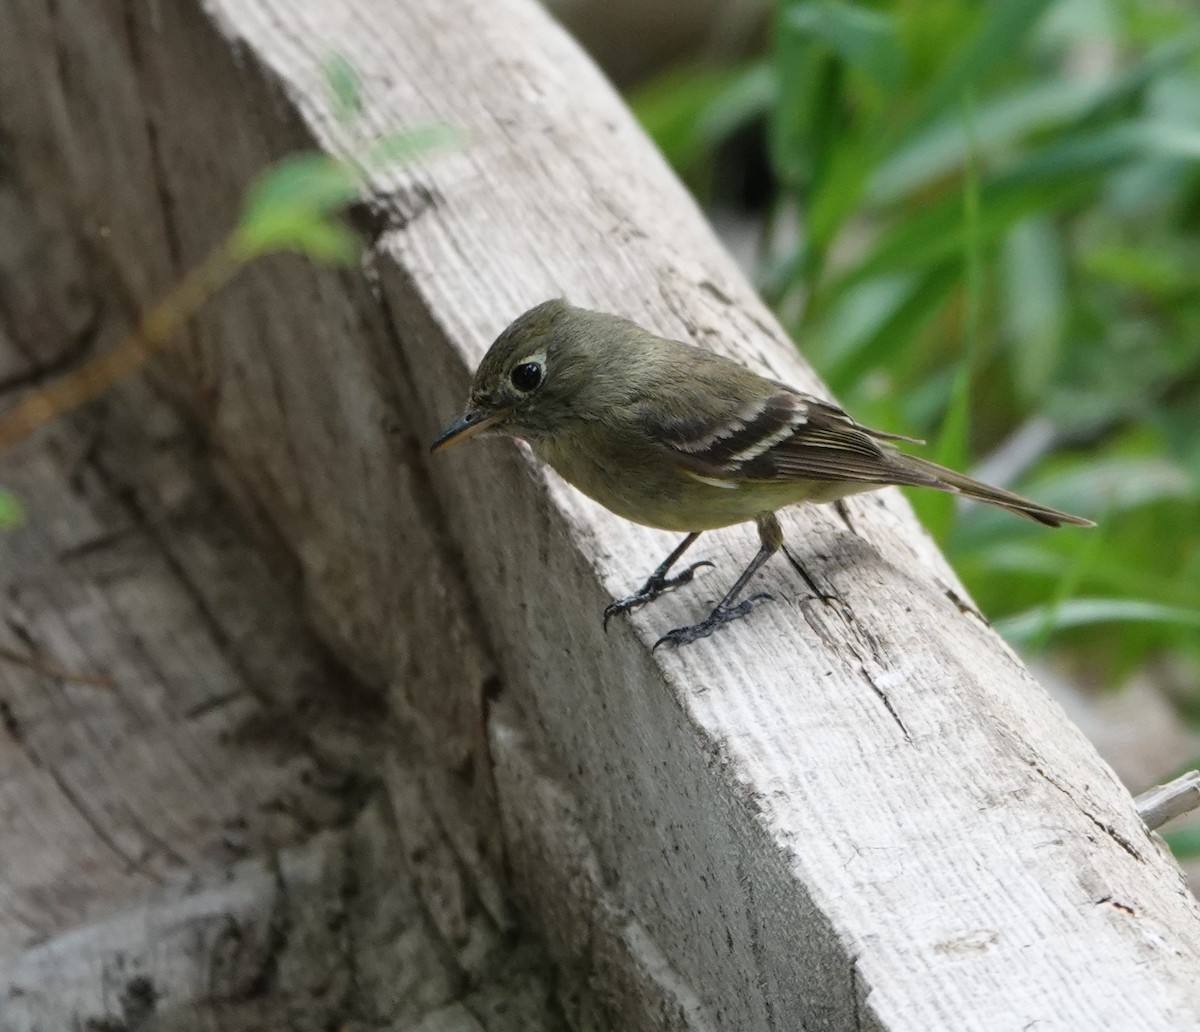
<box><xmin>432</xmin><ymin>300</ymin><xmax>1092</xmax><ymax>647</ymax></box>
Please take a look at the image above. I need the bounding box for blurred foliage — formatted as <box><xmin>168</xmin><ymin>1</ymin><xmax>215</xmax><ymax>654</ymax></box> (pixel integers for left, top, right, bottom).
<box><xmin>1165</xmin><ymin>821</ymin><xmax>1200</xmax><ymax>860</ymax></box>
<box><xmin>233</xmin><ymin>125</ymin><xmax>459</xmax><ymax>264</ymax></box>
<box><xmin>632</xmin><ymin>0</ymin><xmax>1200</xmax><ymax>688</ymax></box>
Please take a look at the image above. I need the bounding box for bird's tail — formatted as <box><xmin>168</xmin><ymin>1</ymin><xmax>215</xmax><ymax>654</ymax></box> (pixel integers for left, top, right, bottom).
<box><xmin>895</xmin><ymin>455</ymin><xmax>1094</xmax><ymax>528</ymax></box>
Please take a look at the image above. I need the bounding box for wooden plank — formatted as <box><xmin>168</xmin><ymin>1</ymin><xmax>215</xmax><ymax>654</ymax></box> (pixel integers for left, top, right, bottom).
<box><xmin>0</xmin><ymin>152</ymin><xmax>561</xmax><ymax>1027</ymax></box>
<box><xmin>2</xmin><ymin>0</ymin><xmax>1200</xmax><ymax>1028</ymax></box>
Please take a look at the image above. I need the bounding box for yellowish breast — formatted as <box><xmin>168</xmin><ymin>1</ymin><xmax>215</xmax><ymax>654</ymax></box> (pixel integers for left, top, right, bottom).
<box><xmin>531</xmin><ymin>432</ymin><xmax>834</xmax><ymax>532</ymax></box>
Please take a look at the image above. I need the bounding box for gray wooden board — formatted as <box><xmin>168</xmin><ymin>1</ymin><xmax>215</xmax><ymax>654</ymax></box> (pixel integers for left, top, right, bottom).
<box><xmin>2</xmin><ymin>0</ymin><xmax>1200</xmax><ymax>1029</ymax></box>
<box><xmin>0</xmin><ymin>378</ymin><xmax>566</xmax><ymax>1030</ymax></box>
<box><xmin>0</xmin><ymin>166</ymin><xmax>566</xmax><ymax>1029</ymax></box>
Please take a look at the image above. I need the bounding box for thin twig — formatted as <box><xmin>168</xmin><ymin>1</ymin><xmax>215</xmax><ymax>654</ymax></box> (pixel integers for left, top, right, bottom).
<box><xmin>0</xmin><ymin>240</ymin><xmax>240</xmax><ymax>451</ymax></box>
<box><xmin>0</xmin><ymin>646</ymin><xmax>115</xmax><ymax>688</ymax></box>
<box><xmin>0</xmin><ymin>648</ymin><xmax>115</xmax><ymax>691</ymax></box>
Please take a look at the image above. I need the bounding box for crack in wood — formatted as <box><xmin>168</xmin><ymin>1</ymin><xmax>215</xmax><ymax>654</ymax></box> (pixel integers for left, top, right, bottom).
<box><xmin>120</xmin><ymin>0</ymin><xmax>184</xmax><ymax>275</ymax></box>
<box><xmin>0</xmin><ymin>308</ymin><xmax>103</xmax><ymax>399</ymax></box>
<box><xmin>850</xmin><ymin>955</ymin><xmax>864</xmax><ymax>1032</ymax></box>
<box><xmin>46</xmin><ymin>763</ymin><xmax>163</xmax><ymax>883</ymax></box>
<box><xmin>354</xmin><ymin>181</ymin><xmax>442</xmax><ymax>244</ymax></box>
<box><xmin>242</xmin><ymin>851</ymin><xmax>292</xmax><ymax>1001</ymax></box>
<box><xmin>54</xmin><ymin>526</ymin><xmax>139</xmax><ymax>565</ymax></box>
<box><xmin>860</xmin><ymin>666</ymin><xmax>911</xmax><ymax>743</ymax></box>
<box><xmin>370</xmin><ymin>281</ymin><xmax>508</xmax><ymax>786</ymax></box>
<box><xmin>1094</xmin><ymin>895</ymin><xmax>1137</xmax><ymax>916</ymax></box>
<box><xmin>785</xmin><ymin>547</ymin><xmax>911</xmax><ymax>741</ymax></box>
<box><xmin>0</xmin><ymin>698</ymin><xmax>22</xmax><ymax>741</ymax></box>
<box><xmin>697</xmin><ymin>279</ymin><xmax>733</xmax><ymax>306</ymax></box>
<box><xmin>1030</xmin><ymin>762</ymin><xmax>1147</xmax><ymax>864</ymax></box>
<box><xmin>833</xmin><ymin>499</ymin><xmax>856</xmax><ymax>535</ymax></box>
<box><xmin>783</xmin><ymin>545</ymin><xmax>837</xmax><ymax>604</ymax></box>
<box><xmin>943</xmin><ymin>586</ymin><xmax>988</xmax><ymax>624</ymax></box>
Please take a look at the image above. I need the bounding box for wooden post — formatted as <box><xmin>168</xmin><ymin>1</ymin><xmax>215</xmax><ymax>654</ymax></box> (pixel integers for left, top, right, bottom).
<box><xmin>2</xmin><ymin>0</ymin><xmax>1199</xmax><ymax>1028</ymax></box>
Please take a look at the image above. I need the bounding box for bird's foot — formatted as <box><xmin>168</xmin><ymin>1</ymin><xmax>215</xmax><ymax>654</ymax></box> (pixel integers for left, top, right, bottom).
<box><xmin>603</xmin><ymin>560</ymin><xmax>715</xmax><ymax>630</ymax></box>
<box><xmin>653</xmin><ymin>593</ymin><xmax>774</xmax><ymax>649</ymax></box>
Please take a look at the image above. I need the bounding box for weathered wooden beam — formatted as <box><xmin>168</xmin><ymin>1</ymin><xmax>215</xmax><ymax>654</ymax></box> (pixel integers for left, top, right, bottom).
<box><xmin>3</xmin><ymin>0</ymin><xmax>1200</xmax><ymax>1029</ymax></box>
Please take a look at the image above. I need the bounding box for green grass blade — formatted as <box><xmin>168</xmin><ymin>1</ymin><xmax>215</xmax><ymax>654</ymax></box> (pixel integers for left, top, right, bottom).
<box><xmin>823</xmin><ymin>264</ymin><xmax>959</xmax><ymax>393</ymax></box>
<box><xmin>871</xmin><ymin>31</ymin><xmax>1200</xmax><ymax>204</ymax></box>
<box><xmin>996</xmin><ymin>598</ymin><xmax>1200</xmax><ymax>645</ymax></box>
<box><xmin>631</xmin><ymin>61</ymin><xmax>773</xmax><ymax>174</ymax></box>
<box><xmin>1002</xmin><ymin>217</ymin><xmax>1066</xmax><ymax>402</ymax></box>
<box><xmin>782</xmin><ymin>1</ymin><xmax>903</xmax><ymax>92</ymax></box>
<box><xmin>906</xmin><ymin>0</ymin><xmax>1051</xmax><ymax>133</ymax></box>
<box><xmin>917</xmin><ymin>92</ymin><xmax>981</xmax><ymax>540</ymax></box>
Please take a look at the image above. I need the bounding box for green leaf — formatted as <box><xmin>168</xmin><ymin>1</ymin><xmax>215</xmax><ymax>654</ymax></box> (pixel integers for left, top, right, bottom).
<box><xmin>873</xmin><ymin>30</ymin><xmax>1200</xmax><ymax>204</ymax></box>
<box><xmin>937</xmin><ymin>93</ymin><xmax>983</xmax><ymax>482</ymax></box>
<box><xmin>266</xmin><ymin>217</ymin><xmax>360</xmax><ymax>264</ymax></box>
<box><xmin>0</xmin><ymin>488</ymin><xmax>24</xmax><ymax>529</ymax></box>
<box><xmin>906</xmin><ymin>0</ymin><xmax>1051</xmax><ymax>132</ymax></box>
<box><xmin>834</xmin><ymin>124</ymin><xmax>1145</xmax><ymax>292</ymax></box>
<box><xmin>770</xmin><ymin>2</ymin><xmax>901</xmax><ymax>265</ymax></box>
<box><xmin>234</xmin><ymin>126</ymin><xmax>461</xmax><ymax>261</ymax></box>
<box><xmin>822</xmin><ymin>265</ymin><xmax>959</xmax><ymax>393</ymax></box>
<box><xmin>1002</xmin><ymin>217</ymin><xmax>1066</xmax><ymax>401</ymax></box>
<box><xmin>1084</xmin><ymin>244</ymin><xmax>1198</xmax><ymax>297</ymax></box>
<box><xmin>325</xmin><ymin>54</ymin><xmax>364</xmax><ymax>123</ymax></box>
<box><xmin>1028</xmin><ymin>455</ymin><xmax>1196</xmax><ymax>516</ymax></box>
<box><xmin>784</xmin><ymin>2</ymin><xmax>903</xmax><ymax>92</ymax></box>
<box><xmin>1008</xmin><ymin>121</ymin><xmax>1200</xmax><ymax>184</ymax></box>
<box><xmin>996</xmin><ymin>598</ymin><xmax>1200</xmax><ymax>646</ymax></box>
<box><xmin>1074</xmin><ymin>28</ymin><xmax>1200</xmax><ymax>123</ymax></box>
<box><xmin>632</xmin><ymin>62</ymin><xmax>772</xmax><ymax>174</ymax></box>
<box><xmin>769</xmin><ymin>6</ymin><xmax>837</xmax><ymax>191</ymax></box>
<box><xmin>240</xmin><ymin>154</ymin><xmax>363</xmax><ymax>235</ymax></box>
<box><xmin>962</xmin><ymin>542</ymin><xmax>1200</xmax><ymax>610</ymax></box>
<box><xmin>951</xmin><ymin>454</ymin><xmax>1196</xmax><ymax>552</ymax></box>
<box><xmin>804</xmin><ymin>135</ymin><xmax>884</xmax><ymax>264</ymax></box>
<box><xmin>700</xmin><ymin>63</ymin><xmax>776</xmax><ymax>145</ymax></box>
<box><xmin>362</xmin><ymin>125</ymin><xmax>465</xmax><ymax>171</ymax></box>
<box><xmin>871</xmin><ymin>78</ymin><xmax>1099</xmax><ymax>204</ymax></box>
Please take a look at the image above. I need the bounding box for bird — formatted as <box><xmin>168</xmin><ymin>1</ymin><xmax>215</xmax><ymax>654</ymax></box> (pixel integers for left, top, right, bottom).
<box><xmin>432</xmin><ymin>299</ymin><xmax>1093</xmax><ymax>647</ymax></box>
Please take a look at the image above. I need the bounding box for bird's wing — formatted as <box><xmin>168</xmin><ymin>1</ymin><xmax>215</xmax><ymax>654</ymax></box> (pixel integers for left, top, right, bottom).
<box><xmin>632</xmin><ymin>362</ymin><xmax>933</xmax><ymax>487</ymax></box>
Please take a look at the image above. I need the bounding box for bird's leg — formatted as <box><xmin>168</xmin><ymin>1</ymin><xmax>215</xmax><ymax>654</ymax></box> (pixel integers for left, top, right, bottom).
<box><xmin>603</xmin><ymin>532</ymin><xmax>713</xmax><ymax>630</ymax></box>
<box><xmin>654</xmin><ymin>514</ymin><xmax>781</xmax><ymax>649</ymax></box>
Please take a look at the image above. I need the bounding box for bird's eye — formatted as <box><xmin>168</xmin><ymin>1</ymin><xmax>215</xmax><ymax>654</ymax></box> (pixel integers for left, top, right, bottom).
<box><xmin>510</xmin><ymin>362</ymin><xmax>543</xmax><ymax>392</ymax></box>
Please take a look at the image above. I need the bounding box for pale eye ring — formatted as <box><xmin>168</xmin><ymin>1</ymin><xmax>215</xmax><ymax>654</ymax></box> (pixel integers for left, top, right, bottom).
<box><xmin>510</xmin><ymin>362</ymin><xmax>543</xmax><ymax>392</ymax></box>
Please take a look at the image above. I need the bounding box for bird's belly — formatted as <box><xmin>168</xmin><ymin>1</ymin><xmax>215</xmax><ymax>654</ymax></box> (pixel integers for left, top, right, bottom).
<box><xmin>532</xmin><ymin>438</ymin><xmax>832</xmax><ymax>532</ymax></box>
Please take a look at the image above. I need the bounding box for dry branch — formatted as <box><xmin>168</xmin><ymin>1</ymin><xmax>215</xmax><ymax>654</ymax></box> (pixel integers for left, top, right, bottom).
<box><xmin>1137</xmin><ymin>771</ymin><xmax>1200</xmax><ymax>832</ymax></box>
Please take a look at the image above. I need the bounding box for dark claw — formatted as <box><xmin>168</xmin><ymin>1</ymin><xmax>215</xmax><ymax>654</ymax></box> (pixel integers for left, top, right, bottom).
<box><xmin>653</xmin><ymin>592</ymin><xmax>774</xmax><ymax>650</ymax></box>
<box><xmin>602</xmin><ymin>560</ymin><xmax>715</xmax><ymax>631</ymax></box>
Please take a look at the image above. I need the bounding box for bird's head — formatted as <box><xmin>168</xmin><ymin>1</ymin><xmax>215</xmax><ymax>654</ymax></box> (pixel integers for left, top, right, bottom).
<box><xmin>431</xmin><ymin>298</ymin><xmax>639</xmax><ymax>452</ymax></box>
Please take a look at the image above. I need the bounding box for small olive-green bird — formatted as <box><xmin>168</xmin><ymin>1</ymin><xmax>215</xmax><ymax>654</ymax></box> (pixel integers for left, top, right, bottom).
<box><xmin>433</xmin><ymin>300</ymin><xmax>1092</xmax><ymax>647</ymax></box>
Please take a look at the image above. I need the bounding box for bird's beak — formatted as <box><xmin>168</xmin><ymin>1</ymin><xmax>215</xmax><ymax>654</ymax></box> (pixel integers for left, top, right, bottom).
<box><xmin>430</xmin><ymin>408</ymin><xmax>507</xmax><ymax>453</ymax></box>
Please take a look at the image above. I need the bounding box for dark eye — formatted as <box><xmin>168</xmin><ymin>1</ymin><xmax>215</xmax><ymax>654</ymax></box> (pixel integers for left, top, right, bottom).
<box><xmin>510</xmin><ymin>362</ymin><xmax>543</xmax><ymax>392</ymax></box>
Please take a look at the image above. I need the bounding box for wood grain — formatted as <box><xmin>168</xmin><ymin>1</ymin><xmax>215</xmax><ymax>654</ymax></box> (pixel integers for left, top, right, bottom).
<box><xmin>0</xmin><ymin>117</ymin><xmax>561</xmax><ymax>1028</ymax></box>
<box><xmin>2</xmin><ymin>0</ymin><xmax>1200</xmax><ymax>1028</ymax></box>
